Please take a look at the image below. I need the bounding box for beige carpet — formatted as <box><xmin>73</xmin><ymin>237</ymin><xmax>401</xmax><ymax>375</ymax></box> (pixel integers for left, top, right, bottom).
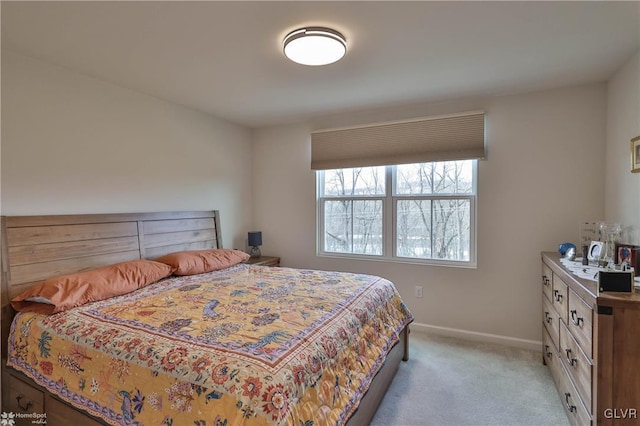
<box><xmin>369</xmin><ymin>331</ymin><xmax>570</xmax><ymax>426</ymax></box>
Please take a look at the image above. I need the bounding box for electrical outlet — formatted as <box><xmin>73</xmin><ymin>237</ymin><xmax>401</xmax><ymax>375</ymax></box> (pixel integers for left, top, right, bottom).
<box><xmin>415</xmin><ymin>285</ymin><xmax>423</xmax><ymax>299</ymax></box>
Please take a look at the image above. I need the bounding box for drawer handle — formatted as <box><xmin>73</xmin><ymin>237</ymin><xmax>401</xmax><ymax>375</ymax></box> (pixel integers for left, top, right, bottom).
<box><xmin>554</xmin><ymin>290</ymin><xmax>563</xmax><ymax>303</ymax></box>
<box><xmin>565</xmin><ymin>348</ymin><xmax>577</xmax><ymax>366</ymax></box>
<box><xmin>564</xmin><ymin>393</ymin><xmax>576</xmax><ymax>413</ymax></box>
<box><xmin>545</xmin><ymin>345</ymin><xmax>553</xmax><ymax>359</ymax></box>
<box><xmin>544</xmin><ymin>311</ymin><xmax>553</xmax><ymax>324</ymax></box>
<box><xmin>570</xmin><ymin>310</ymin><xmax>584</xmax><ymax>327</ymax></box>
<box><xmin>16</xmin><ymin>394</ymin><xmax>33</xmax><ymax>411</ymax></box>
<box><xmin>542</xmin><ymin>275</ymin><xmax>550</xmax><ymax>286</ymax></box>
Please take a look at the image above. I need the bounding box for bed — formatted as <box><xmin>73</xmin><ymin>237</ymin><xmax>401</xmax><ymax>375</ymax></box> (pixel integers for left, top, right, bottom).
<box><xmin>1</xmin><ymin>211</ymin><xmax>412</xmax><ymax>425</ymax></box>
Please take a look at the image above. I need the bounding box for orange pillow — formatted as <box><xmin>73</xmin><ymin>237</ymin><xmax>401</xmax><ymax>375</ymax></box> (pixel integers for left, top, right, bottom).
<box><xmin>11</xmin><ymin>260</ymin><xmax>173</xmax><ymax>314</ymax></box>
<box><xmin>154</xmin><ymin>249</ymin><xmax>250</xmax><ymax>276</ymax></box>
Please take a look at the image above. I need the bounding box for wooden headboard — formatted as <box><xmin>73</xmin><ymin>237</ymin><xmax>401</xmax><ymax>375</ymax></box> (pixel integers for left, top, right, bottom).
<box><xmin>1</xmin><ymin>210</ymin><xmax>222</xmax><ymax>357</ymax></box>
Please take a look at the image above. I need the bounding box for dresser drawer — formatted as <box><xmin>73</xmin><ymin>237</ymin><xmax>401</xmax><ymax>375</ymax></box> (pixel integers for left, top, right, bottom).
<box><xmin>560</xmin><ymin>320</ymin><xmax>593</xmax><ymax>412</ymax></box>
<box><xmin>545</xmin><ymin>339</ymin><xmax>592</xmax><ymax>426</ymax></box>
<box><xmin>542</xmin><ymin>263</ymin><xmax>553</xmax><ymax>303</ymax></box>
<box><xmin>542</xmin><ymin>326</ymin><xmax>558</xmax><ymax>367</ymax></box>
<box><xmin>542</xmin><ymin>306</ymin><xmax>591</xmax><ymax>426</ymax></box>
<box><xmin>543</xmin><ymin>327</ymin><xmax>561</xmax><ymax>387</ymax></box>
<box><xmin>552</xmin><ymin>275</ymin><xmax>568</xmax><ymax>321</ymax></box>
<box><xmin>567</xmin><ymin>288</ymin><xmax>593</xmax><ymax>359</ymax></box>
<box><xmin>543</xmin><ymin>294</ymin><xmax>560</xmax><ymax>350</ymax></box>
<box><xmin>556</xmin><ymin>363</ymin><xmax>592</xmax><ymax>426</ymax></box>
<box><xmin>6</xmin><ymin>374</ymin><xmax>44</xmax><ymax>422</ymax></box>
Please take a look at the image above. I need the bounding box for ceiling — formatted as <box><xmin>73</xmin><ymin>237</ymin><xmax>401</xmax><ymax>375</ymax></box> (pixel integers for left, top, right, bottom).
<box><xmin>2</xmin><ymin>1</ymin><xmax>639</xmax><ymax>129</ymax></box>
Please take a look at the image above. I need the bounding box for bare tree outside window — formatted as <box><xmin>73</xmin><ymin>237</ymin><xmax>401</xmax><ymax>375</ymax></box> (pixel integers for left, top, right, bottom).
<box><xmin>322</xmin><ymin>167</ymin><xmax>384</xmax><ymax>254</ymax></box>
<box><xmin>395</xmin><ymin>161</ymin><xmax>472</xmax><ymax>261</ymax></box>
<box><xmin>318</xmin><ymin>161</ymin><xmax>476</xmax><ymax>265</ymax></box>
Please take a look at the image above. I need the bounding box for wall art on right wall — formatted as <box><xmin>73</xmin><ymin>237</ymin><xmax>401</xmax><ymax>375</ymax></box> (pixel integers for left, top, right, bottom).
<box><xmin>631</xmin><ymin>135</ymin><xmax>640</xmax><ymax>173</ymax></box>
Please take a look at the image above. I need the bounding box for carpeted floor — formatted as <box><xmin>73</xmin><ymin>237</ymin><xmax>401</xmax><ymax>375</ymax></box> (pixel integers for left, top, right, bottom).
<box><xmin>369</xmin><ymin>331</ymin><xmax>570</xmax><ymax>426</ymax></box>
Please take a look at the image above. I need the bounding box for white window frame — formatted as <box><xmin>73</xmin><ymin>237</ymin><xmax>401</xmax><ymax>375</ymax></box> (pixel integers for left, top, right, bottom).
<box><xmin>316</xmin><ymin>161</ymin><xmax>477</xmax><ymax>268</ymax></box>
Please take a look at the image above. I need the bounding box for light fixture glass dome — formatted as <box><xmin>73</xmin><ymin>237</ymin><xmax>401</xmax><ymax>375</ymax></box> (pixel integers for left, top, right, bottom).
<box><xmin>283</xmin><ymin>27</ymin><xmax>347</xmax><ymax>66</ymax></box>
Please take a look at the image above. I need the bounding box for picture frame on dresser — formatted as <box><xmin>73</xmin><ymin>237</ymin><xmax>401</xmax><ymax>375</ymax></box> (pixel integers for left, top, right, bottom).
<box><xmin>588</xmin><ymin>240</ymin><xmax>603</xmax><ymax>262</ymax></box>
<box><xmin>615</xmin><ymin>243</ymin><xmax>640</xmax><ymax>270</ymax></box>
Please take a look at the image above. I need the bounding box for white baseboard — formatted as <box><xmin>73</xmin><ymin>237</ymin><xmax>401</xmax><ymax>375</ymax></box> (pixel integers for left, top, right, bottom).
<box><xmin>410</xmin><ymin>322</ymin><xmax>542</xmax><ymax>352</ymax></box>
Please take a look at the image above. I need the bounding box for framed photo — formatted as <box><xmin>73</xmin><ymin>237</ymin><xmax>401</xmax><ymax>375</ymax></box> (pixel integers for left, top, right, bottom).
<box><xmin>588</xmin><ymin>241</ymin><xmax>603</xmax><ymax>262</ymax></box>
<box><xmin>615</xmin><ymin>243</ymin><xmax>640</xmax><ymax>270</ymax></box>
<box><xmin>631</xmin><ymin>136</ymin><xmax>640</xmax><ymax>173</ymax></box>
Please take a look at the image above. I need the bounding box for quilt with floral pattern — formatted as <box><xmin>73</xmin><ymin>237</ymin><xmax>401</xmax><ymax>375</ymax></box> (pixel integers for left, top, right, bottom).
<box><xmin>7</xmin><ymin>264</ymin><xmax>413</xmax><ymax>425</ymax></box>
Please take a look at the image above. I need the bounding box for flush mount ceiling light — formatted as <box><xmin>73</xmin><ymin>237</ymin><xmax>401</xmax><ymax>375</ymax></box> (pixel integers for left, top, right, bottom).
<box><xmin>283</xmin><ymin>27</ymin><xmax>347</xmax><ymax>66</ymax></box>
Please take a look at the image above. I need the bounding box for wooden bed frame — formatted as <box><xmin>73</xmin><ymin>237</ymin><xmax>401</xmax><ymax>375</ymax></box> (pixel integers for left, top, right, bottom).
<box><xmin>1</xmin><ymin>210</ymin><xmax>409</xmax><ymax>424</ymax></box>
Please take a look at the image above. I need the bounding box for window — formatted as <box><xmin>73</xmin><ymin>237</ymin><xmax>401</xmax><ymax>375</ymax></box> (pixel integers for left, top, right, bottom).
<box><xmin>317</xmin><ymin>160</ymin><xmax>477</xmax><ymax>267</ymax></box>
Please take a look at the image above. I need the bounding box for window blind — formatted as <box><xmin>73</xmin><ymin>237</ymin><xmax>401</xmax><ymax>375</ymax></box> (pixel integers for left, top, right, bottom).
<box><xmin>311</xmin><ymin>111</ymin><xmax>485</xmax><ymax>170</ymax></box>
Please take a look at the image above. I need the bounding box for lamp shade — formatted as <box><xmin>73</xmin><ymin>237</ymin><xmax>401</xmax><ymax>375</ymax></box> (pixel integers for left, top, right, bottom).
<box><xmin>248</xmin><ymin>231</ymin><xmax>262</xmax><ymax>247</ymax></box>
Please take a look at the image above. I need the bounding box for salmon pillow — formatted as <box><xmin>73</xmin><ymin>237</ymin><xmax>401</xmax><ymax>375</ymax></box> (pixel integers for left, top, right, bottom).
<box><xmin>11</xmin><ymin>260</ymin><xmax>173</xmax><ymax>314</ymax></box>
<box><xmin>154</xmin><ymin>249</ymin><xmax>250</xmax><ymax>276</ymax></box>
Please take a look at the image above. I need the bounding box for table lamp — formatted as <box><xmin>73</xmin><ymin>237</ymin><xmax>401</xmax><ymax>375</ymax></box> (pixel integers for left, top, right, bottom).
<box><xmin>248</xmin><ymin>231</ymin><xmax>262</xmax><ymax>258</ymax></box>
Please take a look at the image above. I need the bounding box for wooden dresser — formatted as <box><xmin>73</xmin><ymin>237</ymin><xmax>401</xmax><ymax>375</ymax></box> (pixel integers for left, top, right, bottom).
<box><xmin>541</xmin><ymin>252</ymin><xmax>640</xmax><ymax>425</ymax></box>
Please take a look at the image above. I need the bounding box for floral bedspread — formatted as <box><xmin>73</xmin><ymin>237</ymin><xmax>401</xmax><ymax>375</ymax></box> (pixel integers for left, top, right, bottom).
<box><xmin>7</xmin><ymin>264</ymin><xmax>413</xmax><ymax>425</ymax></box>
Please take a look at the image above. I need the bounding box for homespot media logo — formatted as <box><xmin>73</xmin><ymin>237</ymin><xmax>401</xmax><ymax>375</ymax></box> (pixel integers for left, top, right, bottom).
<box><xmin>1</xmin><ymin>411</ymin><xmax>47</xmax><ymax>425</ymax></box>
<box><xmin>0</xmin><ymin>412</ymin><xmax>14</xmax><ymax>426</ymax></box>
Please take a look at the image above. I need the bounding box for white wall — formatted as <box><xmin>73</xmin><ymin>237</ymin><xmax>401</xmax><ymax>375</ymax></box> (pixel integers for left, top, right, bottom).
<box><xmin>605</xmin><ymin>50</ymin><xmax>640</xmax><ymax>243</ymax></box>
<box><xmin>1</xmin><ymin>51</ymin><xmax>253</xmax><ymax>248</ymax></box>
<box><xmin>253</xmin><ymin>84</ymin><xmax>607</xmax><ymax>344</ymax></box>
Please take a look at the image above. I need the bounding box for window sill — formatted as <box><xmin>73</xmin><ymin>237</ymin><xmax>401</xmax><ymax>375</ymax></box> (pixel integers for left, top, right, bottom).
<box><xmin>316</xmin><ymin>252</ymin><xmax>477</xmax><ymax>269</ymax></box>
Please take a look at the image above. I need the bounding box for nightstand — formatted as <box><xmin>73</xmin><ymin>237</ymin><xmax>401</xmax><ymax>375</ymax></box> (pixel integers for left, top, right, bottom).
<box><xmin>245</xmin><ymin>256</ymin><xmax>280</xmax><ymax>267</ymax></box>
